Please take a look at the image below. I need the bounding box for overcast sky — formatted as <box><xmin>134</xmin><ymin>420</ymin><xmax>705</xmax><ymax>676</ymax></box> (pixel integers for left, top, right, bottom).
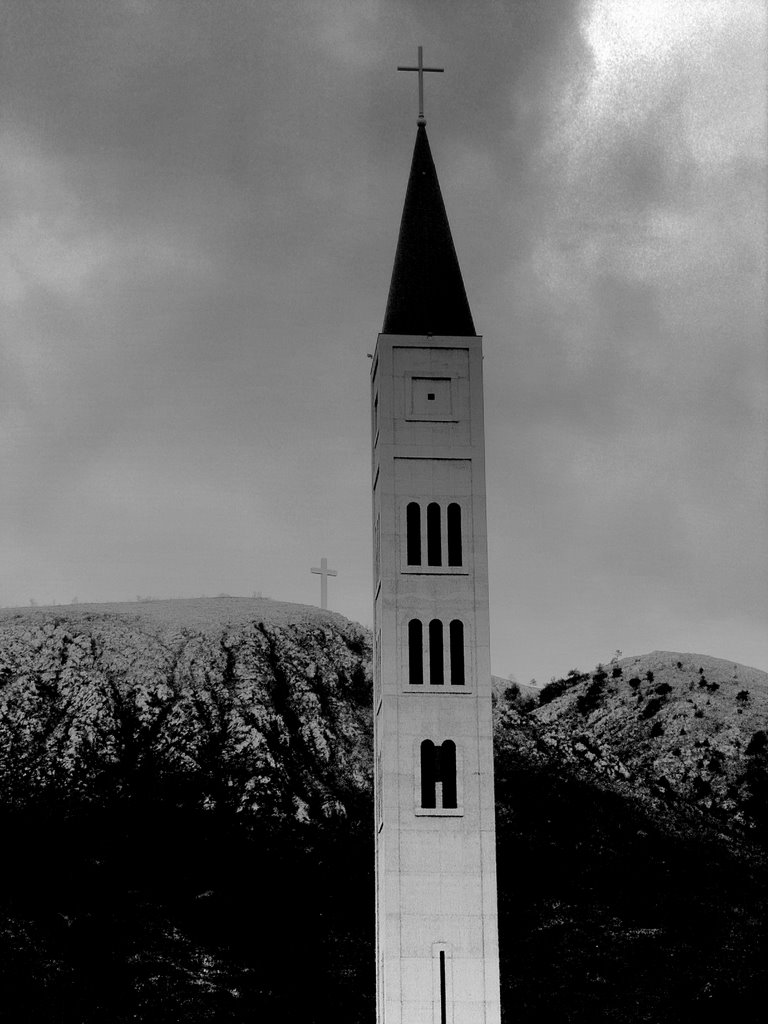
<box><xmin>2</xmin><ymin>0</ymin><xmax>766</xmax><ymax>684</ymax></box>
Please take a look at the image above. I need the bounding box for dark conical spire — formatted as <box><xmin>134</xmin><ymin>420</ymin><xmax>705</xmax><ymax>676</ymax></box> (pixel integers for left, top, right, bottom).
<box><xmin>382</xmin><ymin>123</ymin><xmax>476</xmax><ymax>336</ymax></box>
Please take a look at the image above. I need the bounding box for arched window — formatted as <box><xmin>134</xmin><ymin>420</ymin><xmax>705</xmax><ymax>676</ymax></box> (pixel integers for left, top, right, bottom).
<box><xmin>419</xmin><ymin>739</ymin><xmax>457</xmax><ymax>810</ymax></box>
<box><xmin>447</xmin><ymin>503</ymin><xmax>462</xmax><ymax>566</ymax></box>
<box><xmin>427</xmin><ymin>502</ymin><xmax>442</xmax><ymax>566</ymax></box>
<box><xmin>408</xmin><ymin>619</ymin><xmax>423</xmax><ymax>685</ymax></box>
<box><xmin>429</xmin><ymin>619</ymin><xmax>444</xmax><ymax>685</ymax></box>
<box><xmin>406</xmin><ymin>502</ymin><xmax>421</xmax><ymax>565</ymax></box>
<box><xmin>449</xmin><ymin>620</ymin><xmax>465</xmax><ymax>686</ymax></box>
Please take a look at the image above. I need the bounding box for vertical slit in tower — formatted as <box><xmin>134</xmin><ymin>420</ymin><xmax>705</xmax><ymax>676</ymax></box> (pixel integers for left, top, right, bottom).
<box><xmin>439</xmin><ymin>950</ymin><xmax>447</xmax><ymax>1024</ymax></box>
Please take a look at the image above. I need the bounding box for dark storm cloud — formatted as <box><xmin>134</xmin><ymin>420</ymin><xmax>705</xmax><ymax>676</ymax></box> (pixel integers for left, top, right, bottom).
<box><xmin>1</xmin><ymin>0</ymin><xmax>765</xmax><ymax>681</ymax></box>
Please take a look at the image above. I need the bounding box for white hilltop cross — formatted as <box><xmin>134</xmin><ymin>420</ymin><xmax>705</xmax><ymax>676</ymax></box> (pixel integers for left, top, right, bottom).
<box><xmin>397</xmin><ymin>45</ymin><xmax>444</xmax><ymax>124</ymax></box>
<box><xmin>311</xmin><ymin>557</ymin><xmax>337</xmax><ymax>610</ymax></box>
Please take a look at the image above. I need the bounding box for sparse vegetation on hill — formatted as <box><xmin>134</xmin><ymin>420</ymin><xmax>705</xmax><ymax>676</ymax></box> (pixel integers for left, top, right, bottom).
<box><xmin>531</xmin><ymin>651</ymin><xmax>768</xmax><ymax>838</ymax></box>
<box><xmin>1</xmin><ymin>605</ymin><xmax>767</xmax><ymax>1021</ymax></box>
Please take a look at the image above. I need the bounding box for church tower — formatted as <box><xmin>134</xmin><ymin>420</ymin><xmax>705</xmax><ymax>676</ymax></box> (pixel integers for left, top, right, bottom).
<box><xmin>372</xmin><ymin>58</ymin><xmax>502</xmax><ymax>1024</ymax></box>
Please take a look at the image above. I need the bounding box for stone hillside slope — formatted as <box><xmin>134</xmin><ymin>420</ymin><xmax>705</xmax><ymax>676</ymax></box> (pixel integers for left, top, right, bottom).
<box><xmin>524</xmin><ymin>651</ymin><xmax>768</xmax><ymax>838</ymax></box>
<box><xmin>0</xmin><ymin>597</ymin><xmax>372</xmax><ymax>821</ymax></box>
<box><xmin>1</xmin><ymin>602</ymin><xmax>768</xmax><ymax>1023</ymax></box>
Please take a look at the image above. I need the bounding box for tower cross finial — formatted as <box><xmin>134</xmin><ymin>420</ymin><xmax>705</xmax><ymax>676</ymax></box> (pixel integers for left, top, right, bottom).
<box><xmin>397</xmin><ymin>45</ymin><xmax>444</xmax><ymax>124</ymax></box>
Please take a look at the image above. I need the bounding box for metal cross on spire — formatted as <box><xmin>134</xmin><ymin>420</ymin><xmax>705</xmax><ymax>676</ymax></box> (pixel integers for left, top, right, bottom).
<box><xmin>397</xmin><ymin>45</ymin><xmax>444</xmax><ymax>124</ymax></box>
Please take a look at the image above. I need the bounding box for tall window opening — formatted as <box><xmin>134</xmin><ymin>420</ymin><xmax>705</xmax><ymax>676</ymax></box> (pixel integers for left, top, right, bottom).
<box><xmin>420</xmin><ymin>739</ymin><xmax>457</xmax><ymax>810</ymax></box>
<box><xmin>406</xmin><ymin>502</ymin><xmax>421</xmax><ymax>565</ymax></box>
<box><xmin>427</xmin><ymin>502</ymin><xmax>442</xmax><ymax>566</ymax></box>
<box><xmin>420</xmin><ymin>740</ymin><xmax>436</xmax><ymax>808</ymax></box>
<box><xmin>439</xmin><ymin>741</ymin><xmax>457</xmax><ymax>808</ymax></box>
<box><xmin>408</xmin><ymin>619</ymin><xmax>423</xmax><ymax>685</ymax></box>
<box><xmin>429</xmin><ymin>619</ymin><xmax>444</xmax><ymax>685</ymax></box>
<box><xmin>449</xmin><ymin>620</ymin><xmax>465</xmax><ymax>686</ymax></box>
<box><xmin>447</xmin><ymin>503</ymin><xmax>462</xmax><ymax>566</ymax></box>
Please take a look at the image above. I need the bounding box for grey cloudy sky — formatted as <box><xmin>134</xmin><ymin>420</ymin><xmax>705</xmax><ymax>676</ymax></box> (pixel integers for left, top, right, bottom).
<box><xmin>2</xmin><ymin>0</ymin><xmax>766</xmax><ymax>684</ymax></box>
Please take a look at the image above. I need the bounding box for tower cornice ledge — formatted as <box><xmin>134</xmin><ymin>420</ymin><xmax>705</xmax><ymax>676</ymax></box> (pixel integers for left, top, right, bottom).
<box><xmin>376</xmin><ymin>445</ymin><xmax>478</xmax><ymax>460</ymax></box>
<box><xmin>376</xmin><ymin>333</ymin><xmax>482</xmax><ymax>346</ymax></box>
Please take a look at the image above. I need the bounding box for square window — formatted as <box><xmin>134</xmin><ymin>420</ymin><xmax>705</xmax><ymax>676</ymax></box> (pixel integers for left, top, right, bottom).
<box><xmin>409</xmin><ymin>377</ymin><xmax>452</xmax><ymax>419</ymax></box>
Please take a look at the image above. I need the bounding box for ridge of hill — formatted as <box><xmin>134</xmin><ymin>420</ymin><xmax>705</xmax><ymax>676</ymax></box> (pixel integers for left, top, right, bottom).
<box><xmin>491</xmin><ymin>674</ymin><xmax>540</xmax><ymax>701</ymax></box>
<box><xmin>0</xmin><ymin>595</ymin><xmax>352</xmax><ymax>631</ymax></box>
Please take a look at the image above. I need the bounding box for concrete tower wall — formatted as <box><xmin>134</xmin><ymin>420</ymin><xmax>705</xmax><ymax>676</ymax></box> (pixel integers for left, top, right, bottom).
<box><xmin>372</xmin><ymin>332</ymin><xmax>501</xmax><ymax>1024</ymax></box>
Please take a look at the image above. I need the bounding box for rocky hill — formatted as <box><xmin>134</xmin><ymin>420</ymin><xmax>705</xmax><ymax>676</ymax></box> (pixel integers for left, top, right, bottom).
<box><xmin>0</xmin><ymin>598</ymin><xmax>372</xmax><ymax>820</ymax></box>
<box><xmin>1</xmin><ymin>601</ymin><xmax>767</xmax><ymax>1022</ymax></box>
<box><xmin>526</xmin><ymin>651</ymin><xmax>768</xmax><ymax>839</ymax></box>
<box><xmin>0</xmin><ymin>598</ymin><xmax>374</xmax><ymax>1022</ymax></box>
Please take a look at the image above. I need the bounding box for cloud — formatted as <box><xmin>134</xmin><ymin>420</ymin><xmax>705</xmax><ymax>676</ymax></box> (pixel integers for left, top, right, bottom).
<box><xmin>0</xmin><ymin>0</ymin><xmax>764</xmax><ymax>680</ymax></box>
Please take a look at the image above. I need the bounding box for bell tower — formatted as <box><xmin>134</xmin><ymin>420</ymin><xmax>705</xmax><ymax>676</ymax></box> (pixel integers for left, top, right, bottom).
<box><xmin>372</xmin><ymin>51</ymin><xmax>501</xmax><ymax>1024</ymax></box>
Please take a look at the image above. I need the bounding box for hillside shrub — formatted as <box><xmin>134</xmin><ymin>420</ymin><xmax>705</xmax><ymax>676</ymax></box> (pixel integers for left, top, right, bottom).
<box><xmin>746</xmin><ymin>730</ymin><xmax>767</xmax><ymax>756</ymax></box>
<box><xmin>572</xmin><ymin>665</ymin><xmax>612</xmax><ymax>715</ymax></box>
<box><xmin>504</xmin><ymin>684</ymin><xmax>537</xmax><ymax>713</ymax></box>
<box><xmin>538</xmin><ymin>678</ymin><xmax>570</xmax><ymax>706</ymax></box>
<box><xmin>650</xmin><ymin>721</ymin><xmax>664</xmax><ymax>738</ymax></box>
<box><xmin>707</xmin><ymin>752</ymin><xmax>725</xmax><ymax>774</ymax></box>
<box><xmin>576</xmin><ymin>678</ymin><xmax>606</xmax><ymax>716</ymax></box>
<box><xmin>646</xmin><ymin>670</ymin><xmax>654</xmax><ymax>683</ymax></box>
<box><xmin>736</xmin><ymin>690</ymin><xmax>750</xmax><ymax>704</ymax></box>
<box><xmin>567</xmin><ymin>669</ymin><xmax>589</xmax><ymax>682</ymax></box>
<box><xmin>655</xmin><ymin>682</ymin><xmax>672</xmax><ymax>696</ymax></box>
<box><xmin>692</xmin><ymin>777</ymin><xmax>712</xmax><ymax>800</ymax></box>
<box><xmin>537</xmin><ymin>669</ymin><xmax>591</xmax><ymax>707</ymax></box>
<box><xmin>611</xmin><ymin>665</ymin><xmax>622</xmax><ymax>678</ymax></box>
<box><xmin>641</xmin><ymin>697</ymin><xmax>664</xmax><ymax>720</ymax></box>
<box><xmin>538</xmin><ymin>672</ymin><xmax>585</xmax><ymax>706</ymax></box>
<box><xmin>629</xmin><ymin>677</ymin><xmax>641</xmax><ymax>690</ymax></box>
